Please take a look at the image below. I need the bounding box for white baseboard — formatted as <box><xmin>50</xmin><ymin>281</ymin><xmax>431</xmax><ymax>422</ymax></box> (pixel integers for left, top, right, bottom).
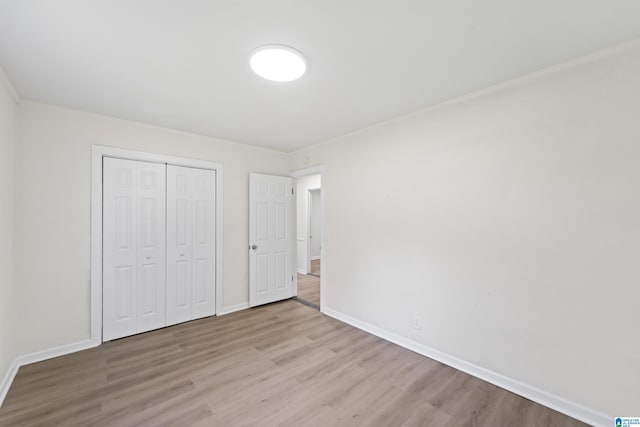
<box><xmin>0</xmin><ymin>339</ymin><xmax>97</xmax><ymax>408</ymax></box>
<box><xmin>0</xmin><ymin>358</ymin><xmax>19</xmax><ymax>408</ymax></box>
<box><xmin>310</xmin><ymin>256</ymin><xmax>321</xmax><ymax>261</ymax></box>
<box><xmin>2</xmin><ymin>307</ymin><xmax>610</xmax><ymax>426</ymax></box>
<box><xmin>218</xmin><ymin>302</ymin><xmax>250</xmax><ymax>316</ymax></box>
<box><xmin>0</xmin><ymin>303</ymin><xmax>260</xmax><ymax>407</ymax></box>
<box><xmin>15</xmin><ymin>339</ymin><xmax>97</xmax><ymax>366</ymax></box>
<box><xmin>296</xmin><ymin>268</ymin><xmax>307</xmax><ymax>274</ymax></box>
<box><xmin>0</xmin><ymin>301</ymin><xmax>258</xmax><ymax>407</ymax></box>
<box><xmin>322</xmin><ymin>307</ymin><xmax>610</xmax><ymax>427</ymax></box>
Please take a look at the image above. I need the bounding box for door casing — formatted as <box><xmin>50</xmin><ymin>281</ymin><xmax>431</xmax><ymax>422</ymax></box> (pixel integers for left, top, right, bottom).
<box><xmin>306</xmin><ymin>187</ymin><xmax>321</xmax><ymax>274</ymax></box>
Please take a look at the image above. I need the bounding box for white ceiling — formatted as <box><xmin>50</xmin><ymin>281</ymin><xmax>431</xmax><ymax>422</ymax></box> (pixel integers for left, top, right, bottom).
<box><xmin>1</xmin><ymin>1</ymin><xmax>639</xmax><ymax>152</ymax></box>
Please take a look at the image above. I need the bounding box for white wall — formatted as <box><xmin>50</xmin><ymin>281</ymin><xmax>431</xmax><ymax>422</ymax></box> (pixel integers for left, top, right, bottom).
<box><xmin>13</xmin><ymin>102</ymin><xmax>289</xmax><ymax>356</ymax></box>
<box><xmin>4</xmin><ymin>41</ymin><xmax>639</xmax><ymax>421</ymax></box>
<box><xmin>290</xmin><ymin>45</ymin><xmax>640</xmax><ymax>417</ymax></box>
<box><xmin>0</xmin><ymin>72</ymin><xmax>16</xmax><ymax>394</ymax></box>
<box><xmin>309</xmin><ymin>190</ymin><xmax>322</xmax><ymax>260</ymax></box>
<box><xmin>295</xmin><ymin>174</ymin><xmax>321</xmax><ymax>273</ymax></box>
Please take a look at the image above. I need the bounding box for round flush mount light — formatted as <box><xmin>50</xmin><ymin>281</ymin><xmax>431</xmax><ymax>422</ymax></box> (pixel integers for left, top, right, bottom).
<box><xmin>250</xmin><ymin>45</ymin><xmax>306</xmax><ymax>82</ymax></box>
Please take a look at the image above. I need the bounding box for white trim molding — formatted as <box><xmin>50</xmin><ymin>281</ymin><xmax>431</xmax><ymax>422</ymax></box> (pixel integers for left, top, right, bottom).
<box><xmin>91</xmin><ymin>145</ymin><xmax>224</xmax><ymax>345</ymax></box>
<box><xmin>296</xmin><ymin>238</ymin><xmax>308</xmax><ymax>275</ymax></box>
<box><xmin>290</xmin><ymin>38</ymin><xmax>640</xmax><ymax>157</ymax></box>
<box><xmin>322</xmin><ymin>307</ymin><xmax>611</xmax><ymax>427</ymax></box>
<box><xmin>0</xmin><ymin>360</ymin><xmax>19</xmax><ymax>407</ymax></box>
<box><xmin>16</xmin><ymin>340</ymin><xmax>96</xmax><ymax>367</ymax></box>
<box><xmin>306</xmin><ymin>187</ymin><xmax>321</xmax><ymax>274</ymax></box>
<box><xmin>0</xmin><ymin>339</ymin><xmax>97</xmax><ymax>407</ymax></box>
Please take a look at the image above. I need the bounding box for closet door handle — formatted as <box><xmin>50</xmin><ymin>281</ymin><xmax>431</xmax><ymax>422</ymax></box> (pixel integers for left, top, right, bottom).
<box><xmin>251</xmin><ymin>245</ymin><xmax>258</xmax><ymax>250</ymax></box>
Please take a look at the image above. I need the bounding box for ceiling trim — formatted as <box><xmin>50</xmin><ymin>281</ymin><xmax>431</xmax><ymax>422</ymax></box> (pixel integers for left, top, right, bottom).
<box><xmin>291</xmin><ymin>37</ymin><xmax>640</xmax><ymax>155</ymax></box>
<box><xmin>18</xmin><ymin>98</ymin><xmax>291</xmax><ymax>157</ymax></box>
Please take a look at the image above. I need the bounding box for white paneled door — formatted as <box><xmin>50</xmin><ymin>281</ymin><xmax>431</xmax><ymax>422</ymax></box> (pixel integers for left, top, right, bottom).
<box><xmin>167</xmin><ymin>165</ymin><xmax>216</xmax><ymax>325</ymax></box>
<box><xmin>103</xmin><ymin>158</ymin><xmax>216</xmax><ymax>341</ymax></box>
<box><xmin>103</xmin><ymin>158</ymin><xmax>167</xmax><ymax>341</ymax></box>
<box><xmin>249</xmin><ymin>174</ymin><xmax>295</xmax><ymax>307</ymax></box>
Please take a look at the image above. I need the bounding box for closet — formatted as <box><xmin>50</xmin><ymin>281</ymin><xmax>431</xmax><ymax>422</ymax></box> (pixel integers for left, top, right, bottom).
<box><xmin>166</xmin><ymin>165</ymin><xmax>216</xmax><ymax>326</ymax></box>
<box><xmin>102</xmin><ymin>157</ymin><xmax>216</xmax><ymax>341</ymax></box>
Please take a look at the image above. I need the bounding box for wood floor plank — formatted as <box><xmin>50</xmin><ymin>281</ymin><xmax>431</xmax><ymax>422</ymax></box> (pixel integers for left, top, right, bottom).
<box><xmin>297</xmin><ymin>272</ymin><xmax>320</xmax><ymax>307</ymax></box>
<box><xmin>0</xmin><ymin>299</ymin><xmax>589</xmax><ymax>427</ymax></box>
<box><xmin>310</xmin><ymin>259</ymin><xmax>320</xmax><ymax>276</ymax></box>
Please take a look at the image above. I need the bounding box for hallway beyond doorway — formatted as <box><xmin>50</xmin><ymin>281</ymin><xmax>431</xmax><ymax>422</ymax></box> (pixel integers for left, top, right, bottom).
<box><xmin>309</xmin><ymin>259</ymin><xmax>320</xmax><ymax>277</ymax></box>
<box><xmin>296</xmin><ymin>273</ymin><xmax>319</xmax><ymax>308</ymax></box>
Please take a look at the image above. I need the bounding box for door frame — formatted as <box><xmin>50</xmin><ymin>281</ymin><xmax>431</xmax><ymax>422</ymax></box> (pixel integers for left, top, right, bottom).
<box><xmin>306</xmin><ymin>187</ymin><xmax>321</xmax><ymax>274</ymax></box>
<box><xmin>91</xmin><ymin>145</ymin><xmax>224</xmax><ymax>345</ymax></box>
<box><xmin>291</xmin><ymin>165</ymin><xmax>325</xmax><ymax>312</ymax></box>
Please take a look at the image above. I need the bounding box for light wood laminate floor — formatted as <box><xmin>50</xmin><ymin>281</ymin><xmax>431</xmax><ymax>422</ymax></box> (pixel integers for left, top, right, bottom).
<box><xmin>0</xmin><ymin>300</ymin><xmax>587</xmax><ymax>427</ymax></box>
<box><xmin>310</xmin><ymin>259</ymin><xmax>320</xmax><ymax>276</ymax></box>
<box><xmin>296</xmin><ymin>273</ymin><xmax>320</xmax><ymax>308</ymax></box>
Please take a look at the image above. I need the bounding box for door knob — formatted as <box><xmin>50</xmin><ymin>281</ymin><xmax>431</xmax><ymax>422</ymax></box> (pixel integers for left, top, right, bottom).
<box><xmin>251</xmin><ymin>245</ymin><xmax>258</xmax><ymax>250</ymax></box>
<box><xmin>146</xmin><ymin>255</ymin><xmax>152</xmax><ymax>260</ymax></box>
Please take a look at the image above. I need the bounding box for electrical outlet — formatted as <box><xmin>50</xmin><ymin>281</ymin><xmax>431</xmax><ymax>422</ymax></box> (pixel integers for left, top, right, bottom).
<box><xmin>412</xmin><ymin>315</ymin><xmax>422</xmax><ymax>330</ymax></box>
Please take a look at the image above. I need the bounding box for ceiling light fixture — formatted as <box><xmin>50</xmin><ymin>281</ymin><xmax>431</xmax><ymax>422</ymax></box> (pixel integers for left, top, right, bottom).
<box><xmin>250</xmin><ymin>45</ymin><xmax>306</xmax><ymax>82</ymax></box>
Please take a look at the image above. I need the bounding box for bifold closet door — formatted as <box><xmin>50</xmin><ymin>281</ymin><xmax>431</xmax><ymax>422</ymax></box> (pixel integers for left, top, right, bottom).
<box><xmin>167</xmin><ymin>165</ymin><xmax>216</xmax><ymax>325</ymax></box>
<box><xmin>103</xmin><ymin>158</ymin><xmax>166</xmax><ymax>341</ymax></box>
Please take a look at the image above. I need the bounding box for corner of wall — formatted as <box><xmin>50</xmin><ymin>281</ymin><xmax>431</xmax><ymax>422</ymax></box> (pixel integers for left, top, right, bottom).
<box><xmin>0</xmin><ymin>67</ymin><xmax>21</xmax><ymax>105</ymax></box>
<box><xmin>0</xmin><ymin>65</ymin><xmax>19</xmax><ymax>408</ymax></box>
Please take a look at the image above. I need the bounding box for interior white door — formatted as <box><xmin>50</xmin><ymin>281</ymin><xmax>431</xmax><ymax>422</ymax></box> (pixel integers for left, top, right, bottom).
<box><xmin>167</xmin><ymin>165</ymin><xmax>216</xmax><ymax>325</ymax></box>
<box><xmin>103</xmin><ymin>157</ymin><xmax>166</xmax><ymax>341</ymax></box>
<box><xmin>249</xmin><ymin>174</ymin><xmax>294</xmax><ymax>307</ymax></box>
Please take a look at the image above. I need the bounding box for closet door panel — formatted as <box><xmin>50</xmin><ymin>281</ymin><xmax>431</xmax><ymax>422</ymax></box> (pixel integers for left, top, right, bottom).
<box><xmin>103</xmin><ymin>158</ymin><xmax>166</xmax><ymax>340</ymax></box>
<box><xmin>191</xmin><ymin>170</ymin><xmax>216</xmax><ymax>319</ymax></box>
<box><xmin>167</xmin><ymin>165</ymin><xmax>216</xmax><ymax>325</ymax></box>
<box><xmin>103</xmin><ymin>158</ymin><xmax>138</xmax><ymax>341</ymax></box>
<box><xmin>167</xmin><ymin>166</ymin><xmax>194</xmax><ymax>325</ymax></box>
<box><xmin>136</xmin><ymin>162</ymin><xmax>167</xmax><ymax>333</ymax></box>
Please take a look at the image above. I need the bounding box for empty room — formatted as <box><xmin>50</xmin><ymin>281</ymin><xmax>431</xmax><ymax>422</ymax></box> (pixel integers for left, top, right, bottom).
<box><xmin>0</xmin><ymin>1</ymin><xmax>638</xmax><ymax>426</ymax></box>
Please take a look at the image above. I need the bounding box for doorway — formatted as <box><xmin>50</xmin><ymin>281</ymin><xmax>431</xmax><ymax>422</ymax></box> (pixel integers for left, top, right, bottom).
<box><xmin>246</xmin><ymin>166</ymin><xmax>325</xmax><ymax>312</ymax></box>
<box><xmin>294</xmin><ymin>172</ymin><xmax>322</xmax><ymax>309</ymax></box>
